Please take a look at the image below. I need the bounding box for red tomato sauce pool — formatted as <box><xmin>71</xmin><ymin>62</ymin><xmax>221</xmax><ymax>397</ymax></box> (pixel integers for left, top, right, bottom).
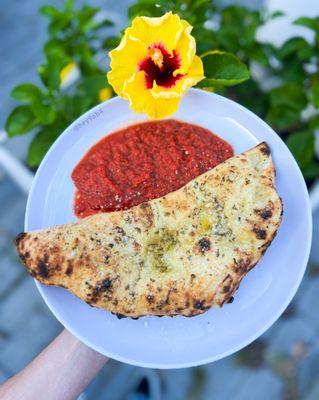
<box><xmin>72</xmin><ymin>119</ymin><xmax>233</xmax><ymax>218</ymax></box>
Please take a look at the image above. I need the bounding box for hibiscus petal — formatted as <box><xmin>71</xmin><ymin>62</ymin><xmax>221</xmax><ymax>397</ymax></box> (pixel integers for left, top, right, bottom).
<box><xmin>151</xmin><ymin>56</ymin><xmax>204</xmax><ymax>99</ymax></box>
<box><xmin>126</xmin><ymin>12</ymin><xmax>184</xmax><ymax>54</ymax></box>
<box><xmin>107</xmin><ymin>34</ymin><xmax>147</xmax><ymax>97</ymax></box>
<box><xmin>173</xmin><ymin>20</ymin><xmax>196</xmax><ymax>76</ymax></box>
<box><xmin>123</xmin><ymin>71</ymin><xmax>180</xmax><ymax>119</ymax></box>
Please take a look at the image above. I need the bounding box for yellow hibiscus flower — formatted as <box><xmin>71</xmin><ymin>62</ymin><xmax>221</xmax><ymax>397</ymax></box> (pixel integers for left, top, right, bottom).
<box><xmin>107</xmin><ymin>12</ymin><xmax>204</xmax><ymax>119</ymax></box>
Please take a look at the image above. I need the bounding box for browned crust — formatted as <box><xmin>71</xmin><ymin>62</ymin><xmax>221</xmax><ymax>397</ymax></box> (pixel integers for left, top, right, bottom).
<box><xmin>16</xmin><ymin>142</ymin><xmax>283</xmax><ymax>318</ymax></box>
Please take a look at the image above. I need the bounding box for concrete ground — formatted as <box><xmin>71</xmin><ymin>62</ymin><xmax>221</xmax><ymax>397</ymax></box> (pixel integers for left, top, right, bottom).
<box><xmin>1</xmin><ymin>0</ymin><xmax>319</xmax><ymax>399</ymax></box>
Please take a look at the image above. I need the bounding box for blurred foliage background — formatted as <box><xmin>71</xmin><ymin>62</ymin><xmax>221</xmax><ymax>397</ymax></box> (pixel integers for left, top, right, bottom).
<box><xmin>4</xmin><ymin>0</ymin><xmax>319</xmax><ymax>182</ymax></box>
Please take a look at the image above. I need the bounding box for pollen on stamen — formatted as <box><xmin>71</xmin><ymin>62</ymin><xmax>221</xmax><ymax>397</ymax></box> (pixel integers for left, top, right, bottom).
<box><xmin>149</xmin><ymin>47</ymin><xmax>164</xmax><ymax>69</ymax></box>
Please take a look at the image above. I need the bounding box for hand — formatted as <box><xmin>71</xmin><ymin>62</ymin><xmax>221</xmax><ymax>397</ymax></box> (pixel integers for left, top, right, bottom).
<box><xmin>0</xmin><ymin>329</ymin><xmax>108</xmax><ymax>400</ymax></box>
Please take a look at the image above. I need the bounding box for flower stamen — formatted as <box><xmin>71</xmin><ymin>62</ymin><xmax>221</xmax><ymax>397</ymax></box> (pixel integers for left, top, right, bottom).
<box><xmin>148</xmin><ymin>47</ymin><xmax>164</xmax><ymax>69</ymax></box>
<box><xmin>139</xmin><ymin>44</ymin><xmax>183</xmax><ymax>89</ymax></box>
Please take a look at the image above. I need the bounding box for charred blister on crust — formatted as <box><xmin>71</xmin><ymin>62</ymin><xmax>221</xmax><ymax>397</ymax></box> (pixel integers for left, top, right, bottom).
<box><xmin>100</xmin><ymin>279</ymin><xmax>113</xmax><ymax>290</ymax></box>
<box><xmin>220</xmin><ymin>293</ymin><xmax>236</xmax><ymax>306</ymax></box>
<box><xmin>193</xmin><ymin>300</ymin><xmax>210</xmax><ymax>311</ymax></box>
<box><xmin>38</xmin><ymin>261</ymin><xmax>50</xmax><ymax>278</ymax></box>
<box><xmin>259</xmin><ymin>228</ymin><xmax>279</xmax><ymax>255</ymax></box>
<box><xmin>197</xmin><ymin>237</ymin><xmax>211</xmax><ymax>253</ymax></box>
<box><xmin>112</xmin><ymin>312</ymin><xmax>127</xmax><ymax>319</ymax></box>
<box><xmin>220</xmin><ymin>274</ymin><xmax>234</xmax><ymax>296</ymax></box>
<box><xmin>279</xmin><ymin>197</ymin><xmax>284</xmax><ymax>217</ymax></box>
<box><xmin>220</xmin><ymin>276</ymin><xmax>242</xmax><ymax>306</ymax></box>
<box><xmin>88</xmin><ymin>278</ymin><xmax>113</xmax><ymax>304</ymax></box>
<box><xmin>259</xmin><ymin>142</ymin><xmax>270</xmax><ymax>156</ymax></box>
<box><xmin>222</xmin><ymin>285</ymin><xmax>230</xmax><ymax>293</ymax></box>
<box><xmin>18</xmin><ymin>251</ymin><xmax>29</xmax><ymax>263</ymax></box>
<box><xmin>259</xmin><ymin>240</ymin><xmax>271</xmax><ymax>255</ymax></box>
<box><xmin>163</xmin><ymin>287</ymin><xmax>177</xmax><ymax>306</ymax></box>
<box><xmin>15</xmin><ymin>232</ymin><xmax>27</xmax><ymax>247</ymax></box>
<box><xmin>232</xmin><ymin>258</ymin><xmax>252</xmax><ymax>275</ymax></box>
<box><xmin>254</xmin><ymin>207</ymin><xmax>273</xmax><ymax>220</ymax></box>
<box><xmin>29</xmin><ymin>270</ymin><xmax>36</xmax><ymax>277</ymax></box>
<box><xmin>253</xmin><ymin>228</ymin><xmax>267</xmax><ymax>240</ymax></box>
<box><xmin>146</xmin><ymin>294</ymin><xmax>155</xmax><ymax>304</ymax></box>
<box><xmin>156</xmin><ymin>299</ymin><xmax>167</xmax><ymax>310</ymax></box>
<box><xmin>65</xmin><ymin>260</ymin><xmax>73</xmax><ymax>276</ymax></box>
<box><xmin>114</xmin><ymin>226</ymin><xmax>125</xmax><ymax>235</ymax></box>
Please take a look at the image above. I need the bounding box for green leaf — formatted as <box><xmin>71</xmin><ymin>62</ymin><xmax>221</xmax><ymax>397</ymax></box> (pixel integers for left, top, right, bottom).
<box><xmin>10</xmin><ymin>83</ymin><xmax>55</xmax><ymax>124</ymax></box>
<box><xmin>286</xmin><ymin>130</ymin><xmax>315</xmax><ymax>168</ymax></box>
<box><xmin>309</xmin><ymin>116</ymin><xmax>319</xmax><ymax>130</ymax></box>
<box><xmin>77</xmin><ymin>74</ymin><xmax>106</xmax><ymax>101</ymax></box>
<box><xmin>301</xmin><ymin>159</ymin><xmax>319</xmax><ymax>180</ymax></box>
<box><xmin>269</xmin><ymin>83</ymin><xmax>307</xmax><ymax>111</ymax></box>
<box><xmin>266</xmin><ymin>106</ymin><xmax>300</xmax><ymax>130</ymax></box>
<box><xmin>310</xmin><ymin>81</ymin><xmax>319</xmax><ymax>108</ymax></box>
<box><xmin>48</xmin><ymin>12</ymin><xmax>72</xmax><ymax>35</ymax></box>
<box><xmin>11</xmin><ymin>83</ymin><xmax>55</xmax><ymax>124</ymax></box>
<box><xmin>5</xmin><ymin>106</ymin><xmax>37</xmax><ymax>137</ymax></box>
<box><xmin>246</xmin><ymin>45</ymin><xmax>269</xmax><ymax>65</ymax></box>
<box><xmin>227</xmin><ymin>79</ymin><xmax>269</xmax><ymax>116</ymax></box>
<box><xmin>77</xmin><ymin>5</ymin><xmax>100</xmax><ymax>32</ymax></box>
<box><xmin>38</xmin><ymin>55</ymin><xmax>70</xmax><ymax>90</ymax></box>
<box><xmin>270</xmin><ymin>10</ymin><xmax>285</xmax><ymax>19</ymax></box>
<box><xmin>267</xmin><ymin>83</ymin><xmax>307</xmax><ymax>129</ymax></box>
<box><xmin>39</xmin><ymin>5</ymin><xmax>59</xmax><ymax>18</ymax></box>
<box><xmin>128</xmin><ymin>3</ymin><xmax>163</xmax><ymax>19</ymax></box>
<box><xmin>31</xmin><ymin>101</ymin><xmax>56</xmax><ymax>125</ymax></box>
<box><xmin>193</xmin><ymin>27</ymin><xmax>218</xmax><ymax>54</ymax></box>
<box><xmin>44</xmin><ymin>39</ymin><xmax>67</xmax><ymax>57</ymax></box>
<box><xmin>27</xmin><ymin>126</ymin><xmax>62</xmax><ymax>167</ymax></box>
<box><xmin>219</xmin><ymin>6</ymin><xmax>262</xmax><ymax>49</ymax></box>
<box><xmin>91</xmin><ymin>19</ymin><xmax>114</xmax><ymax>31</ymax></box>
<box><xmin>294</xmin><ymin>16</ymin><xmax>319</xmax><ymax>31</ymax></box>
<box><xmin>280</xmin><ymin>62</ymin><xmax>307</xmax><ymax>84</ymax></box>
<box><xmin>267</xmin><ymin>84</ymin><xmax>307</xmax><ymax>129</ymax></box>
<box><xmin>11</xmin><ymin>83</ymin><xmax>42</xmax><ymax>102</ymax></box>
<box><xmin>75</xmin><ymin>43</ymin><xmax>97</xmax><ymax>73</ymax></box>
<box><xmin>278</xmin><ymin>37</ymin><xmax>314</xmax><ymax>61</ymax></box>
<box><xmin>102</xmin><ymin>36</ymin><xmax>120</xmax><ymax>49</ymax></box>
<box><xmin>198</xmin><ymin>51</ymin><xmax>250</xmax><ymax>87</ymax></box>
<box><xmin>61</xmin><ymin>94</ymin><xmax>93</xmax><ymax>120</ymax></box>
<box><xmin>64</xmin><ymin>0</ymin><xmax>74</xmax><ymax>12</ymax></box>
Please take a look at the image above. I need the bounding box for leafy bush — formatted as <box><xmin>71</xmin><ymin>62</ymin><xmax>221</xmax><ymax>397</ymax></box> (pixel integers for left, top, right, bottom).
<box><xmin>5</xmin><ymin>0</ymin><xmax>319</xmax><ymax>181</ymax></box>
<box><xmin>5</xmin><ymin>0</ymin><xmax>115</xmax><ymax>166</ymax></box>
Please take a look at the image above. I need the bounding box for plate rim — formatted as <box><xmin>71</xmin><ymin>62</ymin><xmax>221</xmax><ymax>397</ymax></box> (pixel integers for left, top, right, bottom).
<box><xmin>25</xmin><ymin>88</ymin><xmax>312</xmax><ymax>368</ymax></box>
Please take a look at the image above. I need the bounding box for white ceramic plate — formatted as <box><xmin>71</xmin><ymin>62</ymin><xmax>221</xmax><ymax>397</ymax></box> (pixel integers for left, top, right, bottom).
<box><xmin>25</xmin><ymin>89</ymin><xmax>312</xmax><ymax>369</ymax></box>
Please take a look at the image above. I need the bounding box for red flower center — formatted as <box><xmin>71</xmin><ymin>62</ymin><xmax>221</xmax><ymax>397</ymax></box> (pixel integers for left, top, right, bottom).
<box><xmin>139</xmin><ymin>44</ymin><xmax>183</xmax><ymax>89</ymax></box>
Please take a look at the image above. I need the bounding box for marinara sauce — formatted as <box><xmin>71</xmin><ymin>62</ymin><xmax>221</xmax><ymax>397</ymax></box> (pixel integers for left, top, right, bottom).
<box><xmin>72</xmin><ymin>119</ymin><xmax>233</xmax><ymax>218</ymax></box>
